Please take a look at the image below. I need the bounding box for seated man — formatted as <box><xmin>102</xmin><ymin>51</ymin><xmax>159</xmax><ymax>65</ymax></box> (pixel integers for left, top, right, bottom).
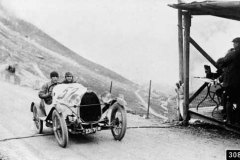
<box><xmin>38</xmin><ymin>71</ymin><xmax>60</xmax><ymax>115</ymax></box>
<box><xmin>61</xmin><ymin>72</ymin><xmax>77</xmax><ymax>84</ymax></box>
<box><xmin>215</xmin><ymin>58</ymin><xmax>227</xmax><ymax>114</ymax></box>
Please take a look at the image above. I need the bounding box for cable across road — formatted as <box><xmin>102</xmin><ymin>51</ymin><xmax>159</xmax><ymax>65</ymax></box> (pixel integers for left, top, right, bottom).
<box><xmin>126</xmin><ymin>124</ymin><xmax>178</xmax><ymax>129</ymax></box>
<box><xmin>0</xmin><ymin>133</ymin><xmax>54</xmax><ymax>142</ymax></box>
<box><xmin>0</xmin><ymin>124</ymin><xmax>178</xmax><ymax>142</ymax></box>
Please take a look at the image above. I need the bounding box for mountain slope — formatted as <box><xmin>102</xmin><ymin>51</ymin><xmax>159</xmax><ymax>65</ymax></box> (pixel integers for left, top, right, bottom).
<box><xmin>0</xmin><ymin>8</ymin><xmax>139</xmax><ymax>108</ymax></box>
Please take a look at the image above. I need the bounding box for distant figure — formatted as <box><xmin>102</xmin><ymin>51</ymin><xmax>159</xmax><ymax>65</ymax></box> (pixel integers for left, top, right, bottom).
<box><xmin>5</xmin><ymin>65</ymin><xmax>16</xmax><ymax>82</ymax></box>
<box><xmin>61</xmin><ymin>72</ymin><xmax>77</xmax><ymax>84</ymax></box>
<box><xmin>7</xmin><ymin>65</ymin><xmax>15</xmax><ymax>73</ymax></box>
<box><xmin>5</xmin><ymin>64</ymin><xmax>21</xmax><ymax>84</ymax></box>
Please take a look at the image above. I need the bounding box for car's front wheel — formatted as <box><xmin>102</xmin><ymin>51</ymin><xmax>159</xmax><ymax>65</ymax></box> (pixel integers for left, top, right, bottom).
<box><xmin>110</xmin><ymin>103</ymin><xmax>127</xmax><ymax>141</ymax></box>
<box><xmin>52</xmin><ymin>110</ymin><xmax>69</xmax><ymax>148</ymax></box>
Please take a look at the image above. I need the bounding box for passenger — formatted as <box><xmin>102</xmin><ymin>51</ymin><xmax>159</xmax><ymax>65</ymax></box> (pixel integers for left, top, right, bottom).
<box><xmin>38</xmin><ymin>71</ymin><xmax>60</xmax><ymax>105</ymax></box>
<box><xmin>61</xmin><ymin>72</ymin><xmax>77</xmax><ymax>84</ymax></box>
<box><xmin>220</xmin><ymin>37</ymin><xmax>240</xmax><ymax>124</ymax></box>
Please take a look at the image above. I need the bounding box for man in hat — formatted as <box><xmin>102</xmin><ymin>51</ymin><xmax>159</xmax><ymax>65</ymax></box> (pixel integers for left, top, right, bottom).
<box><xmin>219</xmin><ymin>37</ymin><xmax>240</xmax><ymax>123</ymax></box>
<box><xmin>61</xmin><ymin>72</ymin><xmax>77</xmax><ymax>84</ymax></box>
<box><xmin>38</xmin><ymin>71</ymin><xmax>60</xmax><ymax>105</ymax></box>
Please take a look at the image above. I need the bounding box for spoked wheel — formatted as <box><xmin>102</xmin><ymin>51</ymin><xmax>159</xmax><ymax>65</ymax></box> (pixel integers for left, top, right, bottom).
<box><xmin>110</xmin><ymin>103</ymin><xmax>127</xmax><ymax>141</ymax></box>
<box><xmin>33</xmin><ymin>105</ymin><xmax>43</xmax><ymax>134</ymax></box>
<box><xmin>52</xmin><ymin>110</ymin><xmax>69</xmax><ymax>148</ymax></box>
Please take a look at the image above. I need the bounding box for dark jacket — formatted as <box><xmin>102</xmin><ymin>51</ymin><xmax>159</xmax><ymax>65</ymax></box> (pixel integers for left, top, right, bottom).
<box><xmin>222</xmin><ymin>46</ymin><xmax>240</xmax><ymax>87</ymax></box>
<box><xmin>38</xmin><ymin>81</ymin><xmax>59</xmax><ymax>104</ymax></box>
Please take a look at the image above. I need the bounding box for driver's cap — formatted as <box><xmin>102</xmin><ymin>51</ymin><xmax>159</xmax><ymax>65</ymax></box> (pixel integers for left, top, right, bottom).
<box><xmin>65</xmin><ymin>72</ymin><xmax>73</xmax><ymax>77</ymax></box>
<box><xmin>50</xmin><ymin>71</ymin><xmax>59</xmax><ymax>78</ymax></box>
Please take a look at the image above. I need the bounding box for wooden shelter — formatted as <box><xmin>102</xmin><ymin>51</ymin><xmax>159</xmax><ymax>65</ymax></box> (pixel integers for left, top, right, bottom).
<box><xmin>169</xmin><ymin>1</ymin><xmax>240</xmax><ymax>131</ymax></box>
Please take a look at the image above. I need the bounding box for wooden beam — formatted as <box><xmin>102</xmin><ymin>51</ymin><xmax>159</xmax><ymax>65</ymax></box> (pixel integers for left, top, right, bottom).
<box><xmin>169</xmin><ymin>2</ymin><xmax>240</xmax><ymax>22</ymax></box>
<box><xmin>178</xmin><ymin>1</ymin><xmax>184</xmax><ymax>82</ymax></box>
<box><xmin>189</xmin><ymin>110</ymin><xmax>240</xmax><ymax>134</ymax></box>
<box><xmin>190</xmin><ymin>11</ymin><xmax>240</xmax><ymax>21</ymax></box>
<box><xmin>189</xmin><ymin>83</ymin><xmax>208</xmax><ymax>103</ymax></box>
<box><xmin>214</xmin><ymin>15</ymin><xmax>240</xmax><ymax>22</ymax></box>
<box><xmin>183</xmin><ymin>13</ymin><xmax>191</xmax><ymax>126</ymax></box>
<box><xmin>190</xmin><ymin>8</ymin><xmax>240</xmax><ymax>17</ymax></box>
<box><xmin>189</xmin><ymin>37</ymin><xmax>218</xmax><ymax>69</ymax></box>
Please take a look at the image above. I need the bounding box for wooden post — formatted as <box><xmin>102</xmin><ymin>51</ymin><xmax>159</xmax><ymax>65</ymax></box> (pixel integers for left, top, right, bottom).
<box><xmin>110</xmin><ymin>81</ymin><xmax>112</xmax><ymax>93</ymax></box>
<box><xmin>183</xmin><ymin>12</ymin><xmax>191</xmax><ymax>126</ymax></box>
<box><xmin>189</xmin><ymin>83</ymin><xmax>208</xmax><ymax>103</ymax></box>
<box><xmin>189</xmin><ymin>37</ymin><xmax>218</xmax><ymax>68</ymax></box>
<box><xmin>178</xmin><ymin>0</ymin><xmax>184</xmax><ymax>82</ymax></box>
<box><xmin>146</xmin><ymin>80</ymin><xmax>152</xmax><ymax>119</ymax></box>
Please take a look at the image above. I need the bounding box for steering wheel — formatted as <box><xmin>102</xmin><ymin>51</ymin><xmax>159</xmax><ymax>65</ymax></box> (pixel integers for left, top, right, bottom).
<box><xmin>47</xmin><ymin>82</ymin><xmax>60</xmax><ymax>94</ymax></box>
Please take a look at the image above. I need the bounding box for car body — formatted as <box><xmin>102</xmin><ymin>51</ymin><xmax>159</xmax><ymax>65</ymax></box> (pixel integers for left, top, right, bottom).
<box><xmin>31</xmin><ymin>83</ymin><xmax>127</xmax><ymax>148</ymax></box>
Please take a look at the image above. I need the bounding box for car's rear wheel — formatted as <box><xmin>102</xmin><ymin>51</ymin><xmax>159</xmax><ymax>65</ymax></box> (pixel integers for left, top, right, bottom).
<box><xmin>52</xmin><ymin>110</ymin><xmax>69</xmax><ymax>148</ymax></box>
<box><xmin>110</xmin><ymin>103</ymin><xmax>127</xmax><ymax>141</ymax></box>
<box><xmin>33</xmin><ymin>105</ymin><xmax>43</xmax><ymax>134</ymax></box>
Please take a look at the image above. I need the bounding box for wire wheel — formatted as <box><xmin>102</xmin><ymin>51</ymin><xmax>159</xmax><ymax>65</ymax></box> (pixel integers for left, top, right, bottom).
<box><xmin>33</xmin><ymin>105</ymin><xmax>43</xmax><ymax>134</ymax></box>
<box><xmin>52</xmin><ymin>110</ymin><xmax>69</xmax><ymax>148</ymax></box>
<box><xmin>110</xmin><ymin>103</ymin><xmax>127</xmax><ymax>141</ymax></box>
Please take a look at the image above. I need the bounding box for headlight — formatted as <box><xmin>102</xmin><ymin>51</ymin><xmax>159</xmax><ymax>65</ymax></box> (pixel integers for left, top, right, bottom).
<box><xmin>68</xmin><ymin>94</ymin><xmax>81</xmax><ymax>106</ymax></box>
<box><xmin>101</xmin><ymin>91</ymin><xmax>112</xmax><ymax>103</ymax></box>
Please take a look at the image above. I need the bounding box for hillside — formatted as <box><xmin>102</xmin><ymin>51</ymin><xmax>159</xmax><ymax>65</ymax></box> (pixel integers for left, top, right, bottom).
<box><xmin>0</xmin><ymin>6</ymin><xmax>140</xmax><ymax>108</ymax></box>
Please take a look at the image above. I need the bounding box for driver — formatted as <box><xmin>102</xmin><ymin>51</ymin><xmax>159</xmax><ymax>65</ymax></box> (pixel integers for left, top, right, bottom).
<box><xmin>38</xmin><ymin>71</ymin><xmax>60</xmax><ymax>105</ymax></box>
<box><xmin>61</xmin><ymin>72</ymin><xmax>77</xmax><ymax>84</ymax></box>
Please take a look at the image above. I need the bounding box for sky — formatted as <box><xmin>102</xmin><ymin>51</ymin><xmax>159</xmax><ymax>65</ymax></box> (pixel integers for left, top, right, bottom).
<box><xmin>1</xmin><ymin>0</ymin><xmax>240</xmax><ymax>90</ymax></box>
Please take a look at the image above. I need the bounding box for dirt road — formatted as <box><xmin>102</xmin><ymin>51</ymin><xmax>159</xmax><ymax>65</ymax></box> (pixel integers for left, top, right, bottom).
<box><xmin>134</xmin><ymin>90</ymin><xmax>168</xmax><ymax>120</ymax></box>
<box><xmin>0</xmin><ymin>80</ymin><xmax>240</xmax><ymax>160</ymax></box>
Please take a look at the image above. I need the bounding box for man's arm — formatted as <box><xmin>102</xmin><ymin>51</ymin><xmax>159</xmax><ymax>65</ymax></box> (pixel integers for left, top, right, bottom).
<box><xmin>38</xmin><ymin>83</ymin><xmax>51</xmax><ymax>99</ymax></box>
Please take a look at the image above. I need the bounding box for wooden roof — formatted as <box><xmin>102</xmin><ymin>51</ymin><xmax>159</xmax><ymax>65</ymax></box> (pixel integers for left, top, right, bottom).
<box><xmin>168</xmin><ymin>1</ymin><xmax>240</xmax><ymax>21</ymax></box>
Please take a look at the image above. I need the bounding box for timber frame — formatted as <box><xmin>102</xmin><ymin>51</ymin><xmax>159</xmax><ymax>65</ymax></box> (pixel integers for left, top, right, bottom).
<box><xmin>169</xmin><ymin>1</ymin><xmax>240</xmax><ymax>129</ymax></box>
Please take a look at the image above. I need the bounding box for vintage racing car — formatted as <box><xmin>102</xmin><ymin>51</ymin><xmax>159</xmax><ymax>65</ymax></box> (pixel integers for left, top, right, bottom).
<box><xmin>30</xmin><ymin>83</ymin><xmax>127</xmax><ymax>148</ymax></box>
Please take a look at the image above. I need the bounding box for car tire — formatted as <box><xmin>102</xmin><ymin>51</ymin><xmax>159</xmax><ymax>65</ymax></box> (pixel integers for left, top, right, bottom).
<box><xmin>52</xmin><ymin>110</ymin><xmax>69</xmax><ymax>148</ymax></box>
<box><xmin>110</xmin><ymin>103</ymin><xmax>127</xmax><ymax>141</ymax></box>
<box><xmin>33</xmin><ymin>105</ymin><xmax>43</xmax><ymax>134</ymax></box>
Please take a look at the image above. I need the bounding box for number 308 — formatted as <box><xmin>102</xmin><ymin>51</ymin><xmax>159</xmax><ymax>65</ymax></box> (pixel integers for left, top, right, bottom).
<box><xmin>227</xmin><ymin>150</ymin><xmax>240</xmax><ymax>160</ymax></box>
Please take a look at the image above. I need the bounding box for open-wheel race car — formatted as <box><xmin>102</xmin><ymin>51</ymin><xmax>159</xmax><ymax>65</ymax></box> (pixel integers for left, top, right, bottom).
<box><xmin>30</xmin><ymin>83</ymin><xmax>127</xmax><ymax>148</ymax></box>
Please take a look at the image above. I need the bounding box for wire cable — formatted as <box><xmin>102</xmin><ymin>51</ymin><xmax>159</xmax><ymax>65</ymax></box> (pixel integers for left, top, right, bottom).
<box><xmin>0</xmin><ymin>124</ymin><xmax>180</xmax><ymax>142</ymax></box>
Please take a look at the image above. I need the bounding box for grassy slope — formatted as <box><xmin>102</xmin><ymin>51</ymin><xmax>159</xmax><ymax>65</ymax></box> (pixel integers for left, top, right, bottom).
<box><xmin>0</xmin><ymin>10</ymin><xmax>140</xmax><ymax>110</ymax></box>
